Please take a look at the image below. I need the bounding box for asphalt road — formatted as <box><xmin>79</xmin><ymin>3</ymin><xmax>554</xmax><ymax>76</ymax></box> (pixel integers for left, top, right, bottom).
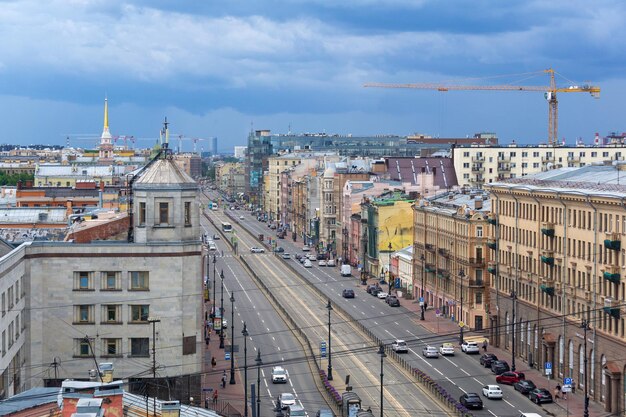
<box><xmin>200</xmin><ymin>213</ymin><xmax>329</xmax><ymax>415</ymax></box>
<box><xmin>221</xmin><ymin>205</ymin><xmax>550</xmax><ymax>417</ymax></box>
<box><xmin>204</xmin><ymin>201</ymin><xmax>452</xmax><ymax>417</ymax></box>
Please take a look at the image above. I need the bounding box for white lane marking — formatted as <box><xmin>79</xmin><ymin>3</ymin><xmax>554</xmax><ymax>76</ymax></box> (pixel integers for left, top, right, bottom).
<box><xmin>361</xmin><ymin>311</ymin><xmax>366</xmax><ymax>315</ymax></box>
<box><xmin>373</xmin><ymin>321</ymin><xmax>378</xmax><ymax>325</ymax></box>
<box><xmin>445</xmin><ymin>377</ymin><xmax>457</xmax><ymax>386</ymax></box>
<box><xmin>472</xmin><ymin>377</ymin><xmax>483</xmax><ymax>384</ymax></box>
<box><xmin>504</xmin><ymin>400</ymin><xmax>515</xmax><ymax>407</ymax></box>
<box><xmin>460</xmin><ymin>368</ymin><xmax>470</xmax><ymax>376</ymax></box>
<box><xmin>444</xmin><ymin>357</ymin><xmax>458</xmax><ymax>367</ymax></box>
<box><xmin>488</xmin><ymin>410</ymin><xmax>498</xmax><ymax>417</ymax></box>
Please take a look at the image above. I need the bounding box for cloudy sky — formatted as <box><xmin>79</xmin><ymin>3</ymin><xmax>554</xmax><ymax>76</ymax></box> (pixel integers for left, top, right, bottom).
<box><xmin>0</xmin><ymin>0</ymin><xmax>624</xmax><ymax>151</ymax></box>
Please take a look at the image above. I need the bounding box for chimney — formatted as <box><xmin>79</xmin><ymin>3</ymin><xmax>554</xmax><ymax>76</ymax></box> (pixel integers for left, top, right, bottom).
<box><xmin>474</xmin><ymin>197</ymin><xmax>483</xmax><ymax>210</ymax></box>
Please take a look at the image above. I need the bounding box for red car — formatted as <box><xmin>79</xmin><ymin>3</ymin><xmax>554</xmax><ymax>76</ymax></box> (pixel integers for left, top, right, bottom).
<box><xmin>496</xmin><ymin>371</ymin><xmax>526</xmax><ymax>385</ymax></box>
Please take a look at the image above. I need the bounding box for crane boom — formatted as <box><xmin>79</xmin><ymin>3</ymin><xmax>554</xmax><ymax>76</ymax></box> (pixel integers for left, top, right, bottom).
<box><xmin>364</xmin><ymin>68</ymin><xmax>600</xmax><ymax>146</ymax></box>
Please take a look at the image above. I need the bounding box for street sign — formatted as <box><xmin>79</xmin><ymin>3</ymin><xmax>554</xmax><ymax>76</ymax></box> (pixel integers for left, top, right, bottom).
<box><xmin>225</xmin><ymin>352</ymin><xmax>231</xmax><ymax>360</ymax></box>
<box><xmin>564</xmin><ymin>377</ymin><xmax>573</xmax><ymax>385</ymax></box>
<box><xmin>435</xmin><ymin>309</ymin><xmax>440</xmax><ymax>315</ymax></box>
<box><xmin>320</xmin><ymin>341</ymin><xmax>327</xmax><ymax>358</ymax></box>
<box><xmin>459</xmin><ymin>321</ymin><xmax>465</xmax><ymax>328</ymax></box>
<box><xmin>545</xmin><ymin>362</ymin><xmax>552</xmax><ymax>375</ymax></box>
<box><xmin>419</xmin><ymin>297</ymin><xmax>424</xmax><ymax>303</ymax></box>
<box><xmin>202</xmin><ymin>387</ymin><xmax>214</xmax><ymax>392</ymax></box>
<box><xmin>562</xmin><ymin>384</ymin><xmax>572</xmax><ymax>393</ymax></box>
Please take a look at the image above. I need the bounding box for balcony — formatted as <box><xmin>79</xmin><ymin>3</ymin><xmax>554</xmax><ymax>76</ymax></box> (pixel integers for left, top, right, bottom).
<box><xmin>567</xmin><ymin>156</ymin><xmax>580</xmax><ymax>162</ymax></box>
<box><xmin>471</xmin><ymin>165</ymin><xmax>485</xmax><ymax>173</ymax></box>
<box><xmin>497</xmin><ymin>164</ymin><xmax>511</xmax><ymax>172</ymax></box>
<box><xmin>604</xmin><ymin>233</ymin><xmax>621</xmax><ymax>251</ymax></box>
<box><xmin>438</xmin><ymin>248</ymin><xmax>450</xmax><ymax>257</ymax></box>
<box><xmin>425</xmin><ymin>264</ymin><xmax>436</xmax><ymax>273</ymax></box>
<box><xmin>471</xmin><ymin>155</ymin><xmax>485</xmax><ymax>163</ymax></box>
<box><xmin>468</xmin><ymin>279</ymin><xmax>485</xmax><ymax>287</ymax></box>
<box><xmin>425</xmin><ymin>243</ymin><xmax>435</xmax><ymax>252</ymax></box>
<box><xmin>487</xmin><ymin>214</ymin><xmax>497</xmax><ymax>226</ymax></box>
<box><xmin>603</xmin><ymin>297</ymin><xmax>621</xmax><ymax>319</ymax></box>
<box><xmin>437</xmin><ymin>269</ymin><xmax>450</xmax><ymax>279</ymax></box>
<box><xmin>540</xmin><ymin>284</ymin><xmax>555</xmax><ymax>296</ymax></box>
<box><xmin>541</xmin><ymin>156</ymin><xmax>555</xmax><ymax>163</ymax></box>
<box><xmin>603</xmin><ymin>265</ymin><xmax>620</xmax><ymax>284</ymax></box>
<box><xmin>487</xmin><ymin>239</ymin><xmax>497</xmax><ymax>250</ymax></box>
<box><xmin>541</xmin><ymin>222</ymin><xmax>555</xmax><ymax>237</ymax></box>
<box><xmin>541</xmin><ymin>251</ymin><xmax>554</xmax><ymax>266</ymax></box>
<box><xmin>470</xmin><ymin>176</ymin><xmax>485</xmax><ymax>185</ymax></box>
<box><xmin>469</xmin><ymin>257</ymin><xmax>485</xmax><ymax>267</ymax></box>
<box><xmin>487</xmin><ymin>262</ymin><xmax>497</xmax><ymax>275</ymax></box>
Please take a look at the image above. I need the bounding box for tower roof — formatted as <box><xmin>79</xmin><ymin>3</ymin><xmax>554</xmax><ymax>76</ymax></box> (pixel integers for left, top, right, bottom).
<box><xmin>101</xmin><ymin>97</ymin><xmax>112</xmax><ymax>140</ymax></box>
<box><xmin>134</xmin><ymin>158</ymin><xmax>196</xmax><ymax>189</ymax></box>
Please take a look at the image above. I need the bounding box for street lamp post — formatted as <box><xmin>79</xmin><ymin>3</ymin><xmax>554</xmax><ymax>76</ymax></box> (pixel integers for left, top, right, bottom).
<box><xmin>242</xmin><ymin>322</ymin><xmax>249</xmax><ymax>417</ymax></box>
<box><xmin>459</xmin><ymin>270</ymin><xmax>465</xmax><ymax>345</ymax></box>
<box><xmin>148</xmin><ymin>317</ymin><xmax>161</xmax><ymax>417</ymax></box>
<box><xmin>212</xmin><ymin>255</ymin><xmax>217</xmax><ymax>316</ymax></box>
<box><xmin>387</xmin><ymin>242</ymin><xmax>392</xmax><ymax>289</ymax></box>
<box><xmin>229</xmin><ymin>292</ymin><xmax>236</xmax><ymax>384</ymax></box>
<box><xmin>582</xmin><ymin>319</ymin><xmax>590</xmax><ymax>417</ymax></box>
<box><xmin>377</xmin><ymin>344</ymin><xmax>386</xmax><ymax>417</ymax></box>
<box><xmin>511</xmin><ymin>291</ymin><xmax>517</xmax><ymax>371</ymax></box>
<box><xmin>420</xmin><ymin>254</ymin><xmax>425</xmax><ymax>320</ymax></box>
<box><xmin>219</xmin><ymin>270</ymin><xmax>225</xmax><ymax>349</ymax></box>
<box><xmin>255</xmin><ymin>351</ymin><xmax>262</xmax><ymax>417</ymax></box>
<box><xmin>326</xmin><ymin>299</ymin><xmax>333</xmax><ymax>381</ymax></box>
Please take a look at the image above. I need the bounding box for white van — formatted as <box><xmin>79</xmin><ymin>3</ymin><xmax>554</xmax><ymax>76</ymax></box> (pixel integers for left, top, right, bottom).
<box><xmin>340</xmin><ymin>264</ymin><xmax>352</xmax><ymax>277</ymax></box>
<box><xmin>518</xmin><ymin>413</ymin><xmax>544</xmax><ymax>417</ymax></box>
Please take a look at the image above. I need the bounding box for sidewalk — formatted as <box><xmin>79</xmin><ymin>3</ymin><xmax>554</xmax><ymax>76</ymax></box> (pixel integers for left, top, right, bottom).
<box><xmin>389</xmin><ymin>281</ymin><xmax>610</xmax><ymax>417</ymax></box>
<box><xmin>201</xmin><ymin>295</ymin><xmax>245</xmax><ymax>415</ymax></box>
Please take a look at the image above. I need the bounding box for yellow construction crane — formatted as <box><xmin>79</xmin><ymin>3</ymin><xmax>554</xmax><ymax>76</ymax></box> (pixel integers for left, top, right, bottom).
<box><xmin>364</xmin><ymin>68</ymin><xmax>600</xmax><ymax>146</ymax></box>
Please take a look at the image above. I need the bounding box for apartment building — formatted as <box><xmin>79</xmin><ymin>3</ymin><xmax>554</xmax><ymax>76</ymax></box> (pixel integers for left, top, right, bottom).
<box><xmin>453</xmin><ymin>143</ymin><xmax>626</xmax><ymax>188</ymax></box>
<box><xmin>215</xmin><ymin>162</ymin><xmax>245</xmax><ymax>198</ymax></box>
<box><xmin>485</xmin><ymin>164</ymin><xmax>626</xmax><ymax>414</ymax></box>
<box><xmin>413</xmin><ymin>191</ymin><xmax>491</xmax><ymax>331</ymax></box>
<box><xmin>265</xmin><ymin>154</ymin><xmax>303</xmax><ymax>221</ymax></box>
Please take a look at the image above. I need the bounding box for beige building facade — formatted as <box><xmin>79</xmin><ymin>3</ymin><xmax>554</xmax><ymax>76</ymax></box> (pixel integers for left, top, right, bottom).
<box><xmin>413</xmin><ymin>192</ymin><xmax>491</xmax><ymax>331</ymax></box>
<box><xmin>485</xmin><ymin>164</ymin><xmax>626</xmax><ymax>414</ymax></box>
<box><xmin>453</xmin><ymin>144</ymin><xmax>626</xmax><ymax>188</ymax></box>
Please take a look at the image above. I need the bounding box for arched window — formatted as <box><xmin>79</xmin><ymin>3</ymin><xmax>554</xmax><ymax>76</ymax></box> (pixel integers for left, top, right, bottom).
<box><xmin>579</xmin><ymin>344</ymin><xmax>585</xmax><ymax>388</ymax></box>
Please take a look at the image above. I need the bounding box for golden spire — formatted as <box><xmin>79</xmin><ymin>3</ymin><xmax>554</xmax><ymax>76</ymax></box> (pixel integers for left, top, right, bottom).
<box><xmin>104</xmin><ymin>96</ymin><xmax>109</xmax><ymax>129</ymax></box>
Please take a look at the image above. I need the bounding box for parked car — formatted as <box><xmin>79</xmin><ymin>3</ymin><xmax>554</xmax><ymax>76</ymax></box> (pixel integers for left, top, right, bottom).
<box><xmin>513</xmin><ymin>380</ymin><xmax>537</xmax><ymax>395</ymax></box>
<box><xmin>422</xmin><ymin>346</ymin><xmax>439</xmax><ymax>358</ymax></box>
<box><xmin>491</xmin><ymin>360</ymin><xmax>511</xmax><ymax>375</ymax></box>
<box><xmin>385</xmin><ymin>294</ymin><xmax>397</xmax><ymax>304</ymax></box>
<box><xmin>391</xmin><ymin>339</ymin><xmax>408</xmax><ymax>353</ymax></box>
<box><xmin>307</xmin><ymin>254</ymin><xmax>317</xmax><ymax>261</ymax></box>
<box><xmin>250</xmin><ymin>247</ymin><xmax>265</xmax><ymax>253</ymax></box>
<box><xmin>342</xmin><ymin>289</ymin><xmax>355</xmax><ymax>298</ymax></box>
<box><xmin>302</xmin><ymin>245</ymin><xmax>311</xmax><ymax>252</ymax></box>
<box><xmin>279</xmin><ymin>393</ymin><xmax>296</xmax><ymax>409</ymax></box>
<box><xmin>388</xmin><ymin>297</ymin><xmax>400</xmax><ymax>307</ymax></box>
<box><xmin>271</xmin><ymin>366</ymin><xmax>288</xmax><ymax>383</ymax></box>
<box><xmin>496</xmin><ymin>371</ymin><xmax>526</xmax><ymax>385</ymax></box>
<box><xmin>482</xmin><ymin>384</ymin><xmax>503</xmax><ymax>400</ymax></box>
<box><xmin>439</xmin><ymin>343</ymin><xmax>455</xmax><ymax>356</ymax></box>
<box><xmin>274</xmin><ymin>247</ymin><xmax>285</xmax><ymax>253</ymax></box>
<box><xmin>461</xmin><ymin>341</ymin><xmax>480</xmax><ymax>354</ymax></box>
<box><xmin>327</xmin><ymin>259</ymin><xmax>336</xmax><ymax>267</ymax></box>
<box><xmin>315</xmin><ymin>409</ymin><xmax>335</xmax><ymax>417</ymax></box>
<box><xmin>528</xmin><ymin>388</ymin><xmax>553</xmax><ymax>404</ymax></box>
<box><xmin>316</xmin><ymin>253</ymin><xmax>327</xmax><ymax>260</ymax></box>
<box><xmin>459</xmin><ymin>393</ymin><xmax>483</xmax><ymax>410</ymax></box>
<box><xmin>366</xmin><ymin>284</ymin><xmax>380</xmax><ymax>294</ymax></box>
<box><xmin>377</xmin><ymin>291</ymin><xmax>389</xmax><ymax>299</ymax></box>
<box><xmin>303</xmin><ymin>260</ymin><xmax>313</xmax><ymax>268</ymax></box>
<box><xmin>370</xmin><ymin>288</ymin><xmax>382</xmax><ymax>297</ymax></box>
<box><xmin>318</xmin><ymin>260</ymin><xmax>327</xmax><ymax>267</ymax></box>
<box><xmin>281</xmin><ymin>253</ymin><xmax>291</xmax><ymax>259</ymax></box>
<box><xmin>479</xmin><ymin>353</ymin><xmax>498</xmax><ymax>367</ymax></box>
<box><xmin>340</xmin><ymin>264</ymin><xmax>352</xmax><ymax>276</ymax></box>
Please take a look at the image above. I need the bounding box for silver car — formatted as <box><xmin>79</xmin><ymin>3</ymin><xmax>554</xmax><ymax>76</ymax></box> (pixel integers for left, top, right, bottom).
<box><xmin>422</xmin><ymin>346</ymin><xmax>439</xmax><ymax>358</ymax></box>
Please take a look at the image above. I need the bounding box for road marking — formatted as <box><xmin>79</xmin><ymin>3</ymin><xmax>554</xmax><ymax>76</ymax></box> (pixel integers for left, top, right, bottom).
<box><xmin>472</xmin><ymin>377</ymin><xmax>482</xmax><ymax>384</ymax></box>
<box><xmin>460</xmin><ymin>368</ymin><xmax>470</xmax><ymax>376</ymax></box>
<box><xmin>504</xmin><ymin>399</ymin><xmax>515</xmax><ymax>407</ymax></box>
<box><xmin>373</xmin><ymin>321</ymin><xmax>378</xmax><ymax>325</ymax></box>
<box><xmin>444</xmin><ymin>357</ymin><xmax>458</xmax><ymax>367</ymax></box>
<box><xmin>487</xmin><ymin>410</ymin><xmax>497</xmax><ymax>417</ymax></box>
<box><xmin>445</xmin><ymin>377</ymin><xmax>456</xmax><ymax>385</ymax></box>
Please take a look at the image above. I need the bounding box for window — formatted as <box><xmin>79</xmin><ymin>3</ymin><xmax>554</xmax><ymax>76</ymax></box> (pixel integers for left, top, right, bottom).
<box><xmin>74</xmin><ymin>271</ymin><xmax>93</xmax><ymax>290</ymax></box>
<box><xmin>76</xmin><ymin>338</ymin><xmax>94</xmax><ymax>357</ymax></box>
<box><xmin>15</xmin><ymin>281</ymin><xmax>19</xmax><ymax>302</ymax></box>
<box><xmin>103</xmin><ymin>305</ymin><xmax>121</xmax><ymax>323</ymax></box>
<box><xmin>183</xmin><ymin>335</ymin><xmax>197</xmax><ymax>355</ymax></box>
<box><xmin>139</xmin><ymin>202</ymin><xmax>146</xmax><ymax>225</ymax></box>
<box><xmin>102</xmin><ymin>271</ymin><xmax>120</xmax><ymax>290</ymax></box>
<box><xmin>1</xmin><ymin>330</ymin><xmax>5</xmax><ymax>357</ymax></box>
<box><xmin>7</xmin><ymin>287</ymin><xmax>13</xmax><ymax>309</ymax></box>
<box><xmin>159</xmin><ymin>202</ymin><xmax>169</xmax><ymax>225</ymax></box>
<box><xmin>130</xmin><ymin>305</ymin><xmax>150</xmax><ymax>322</ymax></box>
<box><xmin>184</xmin><ymin>202</ymin><xmax>191</xmax><ymax>226</ymax></box>
<box><xmin>1</xmin><ymin>293</ymin><xmax>5</xmax><ymax>316</ymax></box>
<box><xmin>463</xmin><ymin>163</ymin><xmax>470</xmax><ymax>168</ymax></box>
<box><xmin>476</xmin><ymin>292</ymin><xmax>483</xmax><ymax>304</ymax></box>
<box><xmin>130</xmin><ymin>338</ymin><xmax>150</xmax><ymax>357</ymax></box>
<box><xmin>130</xmin><ymin>271</ymin><xmax>149</xmax><ymax>290</ymax></box>
<box><xmin>103</xmin><ymin>338</ymin><xmax>121</xmax><ymax>356</ymax></box>
<box><xmin>75</xmin><ymin>305</ymin><xmax>94</xmax><ymax>323</ymax></box>
<box><xmin>476</xmin><ymin>226</ymin><xmax>483</xmax><ymax>237</ymax></box>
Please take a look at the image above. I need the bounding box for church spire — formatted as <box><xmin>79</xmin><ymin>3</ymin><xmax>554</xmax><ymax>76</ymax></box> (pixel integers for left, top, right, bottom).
<box><xmin>104</xmin><ymin>96</ymin><xmax>109</xmax><ymax>130</ymax></box>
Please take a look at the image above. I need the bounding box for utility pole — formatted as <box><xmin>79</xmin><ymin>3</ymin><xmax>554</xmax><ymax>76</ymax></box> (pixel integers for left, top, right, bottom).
<box><xmin>511</xmin><ymin>291</ymin><xmax>517</xmax><ymax>371</ymax></box>
<box><xmin>459</xmin><ymin>270</ymin><xmax>465</xmax><ymax>345</ymax></box>
<box><xmin>255</xmin><ymin>351</ymin><xmax>262</xmax><ymax>417</ymax></box>
<box><xmin>229</xmin><ymin>292</ymin><xmax>236</xmax><ymax>385</ymax></box>
<box><xmin>51</xmin><ymin>357</ymin><xmax>60</xmax><ymax>383</ymax></box>
<box><xmin>582</xmin><ymin>319</ymin><xmax>590</xmax><ymax>417</ymax></box>
<box><xmin>148</xmin><ymin>317</ymin><xmax>161</xmax><ymax>417</ymax></box>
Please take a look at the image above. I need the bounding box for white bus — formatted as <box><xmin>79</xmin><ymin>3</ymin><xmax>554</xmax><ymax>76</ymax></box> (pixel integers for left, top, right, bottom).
<box><xmin>221</xmin><ymin>222</ymin><xmax>233</xmax><ymax>232</ymax></box>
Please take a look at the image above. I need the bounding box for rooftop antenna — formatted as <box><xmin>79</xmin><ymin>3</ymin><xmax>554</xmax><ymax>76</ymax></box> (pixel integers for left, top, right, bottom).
<box><xmin>163</xmin><ymin>117</ymin><xmax>169</xmax><ymax>151</ymax></box>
